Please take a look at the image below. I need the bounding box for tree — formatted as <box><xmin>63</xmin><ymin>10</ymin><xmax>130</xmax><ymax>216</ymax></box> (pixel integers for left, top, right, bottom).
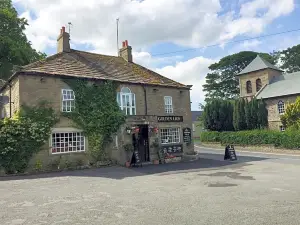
<box><xmin>233</xmin><ymin>98</ymin><xmax>247</xmax><ymax>131</ymax></box>
<box><xmin>0</xmin><ymin>0</ymin><xmax>46</xmax><ymax>80</ymax></box>
<box><xmin>202</xmin><ymin>99</ymin><xmax>234</xmax><ymax>131</ymax></box>
<box><xmin>275</xmin><ymin>44</ymin><xmax>300</xmax><ymax>73</ymax></box>
<box><xmin>203</xmin><ymin>51</ymin><xmax>275</xmax><ymax>102</ymax></box>
<box><xmin>281</xmin><ymin>97</ymin><xmax>300</xmax><ymax>130</ymax></box>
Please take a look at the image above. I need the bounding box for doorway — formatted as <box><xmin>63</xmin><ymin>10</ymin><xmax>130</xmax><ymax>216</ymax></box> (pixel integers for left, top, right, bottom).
<box><xmin>137</xmin><ymin>125</ymin><xmax>150</xmax><ymax>162</ymax></box>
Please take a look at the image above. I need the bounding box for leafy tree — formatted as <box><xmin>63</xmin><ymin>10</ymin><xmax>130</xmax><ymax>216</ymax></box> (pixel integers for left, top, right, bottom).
<box><xmin>275</xmin><ymin>44</ymin><xmax>300</xmax><ymax>73</ymax></box>
<box><xmin>281</xmin><ymin>97</ymin><xmax>300</xmax><ymax>130</ymax></box>
<box><xmin>202</xmin><ymin>99</ymin><xmax>234</xmax><ymax>131</ymax></box>
<box><xmin>203</xmin><ymin>51</ymin><xmax>275</xmax><ymax>102</ymax></box>
<box><xmin>0</xmin><ymin>0</ymin><xmax>46</xmax><ymax>80</ymax></box>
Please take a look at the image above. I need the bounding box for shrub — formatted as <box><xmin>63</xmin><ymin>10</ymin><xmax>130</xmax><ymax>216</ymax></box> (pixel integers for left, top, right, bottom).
<box><xmin>200</xmin><ymin>130</ymin><xmax>300</xmax><ymax>150</ymax></box>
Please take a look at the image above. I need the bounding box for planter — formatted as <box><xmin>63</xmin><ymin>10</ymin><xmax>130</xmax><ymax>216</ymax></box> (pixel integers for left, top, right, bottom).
<box><xmin>125</xmin><ymin>161</ymin><xmax>131</xmax><ymax>168</ymax></box>
<box><xmin>153</xmin><ymin>159</ymin><xmax>159</xmax><ymax>165</ymax></box>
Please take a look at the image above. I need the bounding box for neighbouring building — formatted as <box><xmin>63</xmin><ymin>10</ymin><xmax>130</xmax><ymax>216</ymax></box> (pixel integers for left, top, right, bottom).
<box><xmin>237</xmin><ymin>55</ymin><xmax>299</xmax><ymax>131</ymax></box>
<box><xmin>191</xmin><ymin>111</ymin><xmax>202</xmax><ymax>139</ymax></box>
<box><xmin>0</xmin><ymin>27</ymin><xmax>194</xmax><ymax>168</ymax></box>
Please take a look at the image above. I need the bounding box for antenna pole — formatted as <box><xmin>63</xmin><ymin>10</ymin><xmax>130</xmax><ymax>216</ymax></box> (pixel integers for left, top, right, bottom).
<box><xmin>116</xmin><ymin>18</ymin><xmax>119</xmax><ymax>56</ymax></box>
<box><xmin>68</xmin><ymin>22</ymin><xmax>72</xmax><ymax>40</ymax></box>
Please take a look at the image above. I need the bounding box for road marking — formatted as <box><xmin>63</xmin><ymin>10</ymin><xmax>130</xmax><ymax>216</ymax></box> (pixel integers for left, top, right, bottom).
<box><xmin>195</xmin><ymin>145</ymin><xmax>300</xmax><ymax>157</ymax></box>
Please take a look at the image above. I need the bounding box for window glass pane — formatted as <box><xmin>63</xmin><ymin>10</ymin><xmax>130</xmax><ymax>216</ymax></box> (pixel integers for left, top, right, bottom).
<box><xmin>51</xmin><ymin>132</ymin><xmax>85</xmax><ymax>154</ymax></box>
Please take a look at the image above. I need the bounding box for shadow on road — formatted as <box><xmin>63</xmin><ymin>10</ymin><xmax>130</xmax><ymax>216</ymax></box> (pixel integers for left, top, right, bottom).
<box><xmin>0</xmin><ymin>153</ymin><xmax>268</xmax><ymax>181</ymax></box>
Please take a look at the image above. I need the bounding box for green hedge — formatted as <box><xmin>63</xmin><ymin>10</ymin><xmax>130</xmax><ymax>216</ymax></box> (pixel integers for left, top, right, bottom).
<box><xmin>200</xmin><ymin>130</ymin><xmax>300</xmax><ymax>149</ymax></box>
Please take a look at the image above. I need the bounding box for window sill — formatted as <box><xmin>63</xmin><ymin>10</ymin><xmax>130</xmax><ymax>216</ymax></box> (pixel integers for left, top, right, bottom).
<box><xmin>50</xmin><ymin>150</ymin><xmax>86</xmax><ymax>155</ymax></box>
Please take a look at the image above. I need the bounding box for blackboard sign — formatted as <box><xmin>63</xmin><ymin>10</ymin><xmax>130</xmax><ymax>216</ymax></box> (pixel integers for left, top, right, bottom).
<box><xmin>130</xmin><ymin>149</ymin><xmax>142</xmax><ymax>167</ymax></box>
<box><xmin>157</xmin><ymin>116</ymin><xmax>183</xmax><ymax>122</ymax></box>
<box><xmin>183</xmin><ymin>127</ymin><xmax>191</xmax><ymax>143</ymax></box>
<box><xmin>224</xmin><ymin>145</ymin><xmax>237</xmax><ymax>161</ymax></box>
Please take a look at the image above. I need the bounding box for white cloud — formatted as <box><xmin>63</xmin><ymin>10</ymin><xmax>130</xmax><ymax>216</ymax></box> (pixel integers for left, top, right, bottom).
<box><xmin>13</xmin><ymin>0</ymin><xmax>295</xmax><ymax>53</ymax></box>
<box><xmin>156</xmin><ymin>56</ymin><xmax>218</xmax><ymax>110</ymax></box>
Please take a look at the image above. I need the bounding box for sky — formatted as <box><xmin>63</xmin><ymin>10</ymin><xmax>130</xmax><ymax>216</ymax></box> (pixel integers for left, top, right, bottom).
<box><xmin>12</xmin><ymin>0</ymin><xmax>300</xmax><ymax>111</ymax></box>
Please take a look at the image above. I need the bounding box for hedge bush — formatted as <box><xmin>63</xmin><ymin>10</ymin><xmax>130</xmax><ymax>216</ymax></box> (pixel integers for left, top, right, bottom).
<box><xmin>200</xmin><ymin>130</ymin><xmax>300</xmax><ymax>149</ymax></box>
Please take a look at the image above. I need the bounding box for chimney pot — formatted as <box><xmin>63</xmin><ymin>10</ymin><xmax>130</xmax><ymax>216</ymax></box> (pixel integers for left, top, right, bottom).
<box><xmin>119</xmin><ymin>40</ymin><xmax>132</xmax><ymax>62</ymax></box>
<box><xmin>57</xmin><ymin>26</ymin><xmax>70</xmax><ymax>53</ymax></box>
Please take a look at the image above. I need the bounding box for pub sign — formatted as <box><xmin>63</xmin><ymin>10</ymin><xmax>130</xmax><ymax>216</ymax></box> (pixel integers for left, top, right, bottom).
<box><xmin>157</xmin><ymin>116</ymin><xmax>183</xmax><ymax>122</ymax></box>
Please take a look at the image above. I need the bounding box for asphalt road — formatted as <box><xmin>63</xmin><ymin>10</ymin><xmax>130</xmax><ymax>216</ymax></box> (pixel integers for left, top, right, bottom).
<box><xmin>0</xmin><ymin>146</ymin><xmax>300</xmax><ymax>225</ymax></box>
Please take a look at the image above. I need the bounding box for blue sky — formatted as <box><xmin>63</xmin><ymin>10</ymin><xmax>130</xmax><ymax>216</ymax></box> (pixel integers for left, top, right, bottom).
<box><xmin>13</xmin><ymin>0</ymin><xmax>300</xmax><ymax>110</ymax></box>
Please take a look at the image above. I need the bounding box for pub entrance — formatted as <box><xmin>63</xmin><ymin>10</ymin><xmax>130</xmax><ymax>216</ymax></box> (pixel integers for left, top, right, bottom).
<box><xmin>134</xmin><ymin>124</ymin><xmax>150</xmax><ymax>162</ymax></box>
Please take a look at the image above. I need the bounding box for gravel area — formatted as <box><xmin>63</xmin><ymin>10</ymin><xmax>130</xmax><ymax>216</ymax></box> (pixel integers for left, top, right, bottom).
<box><xmin>0</xmin><ymin>151</ymin><xmax>300</xmax><ymax>225</ymax></box>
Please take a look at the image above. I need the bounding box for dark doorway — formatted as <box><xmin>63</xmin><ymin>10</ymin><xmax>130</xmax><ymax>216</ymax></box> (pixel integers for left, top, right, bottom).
<box><xmin>137</xmin><ymin>125</ymin><xmax>150</xmax><ymax>162</ymax></box>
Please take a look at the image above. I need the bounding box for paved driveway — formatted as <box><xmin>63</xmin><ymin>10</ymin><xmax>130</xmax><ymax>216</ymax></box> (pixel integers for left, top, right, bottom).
<box><xmin>0</xmin><ymin>146</ymin><xmax>300</xmax><ymax>225</ymax></box>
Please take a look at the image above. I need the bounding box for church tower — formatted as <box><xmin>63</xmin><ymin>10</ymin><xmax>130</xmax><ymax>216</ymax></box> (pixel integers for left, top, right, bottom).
<box><xmin>238</xmin><ymin>55</ymin><xmax>283</xmax><ymax>101</ymax></box>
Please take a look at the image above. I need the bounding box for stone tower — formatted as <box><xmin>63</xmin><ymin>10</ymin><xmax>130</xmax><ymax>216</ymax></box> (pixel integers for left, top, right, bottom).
<box><xmin>237</xmin><ymin>55</ymin><xmax>283</xmax><ymax>101</ymax></box>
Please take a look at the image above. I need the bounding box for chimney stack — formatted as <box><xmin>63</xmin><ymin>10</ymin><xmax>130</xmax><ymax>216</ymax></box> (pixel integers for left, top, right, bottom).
<box><xmin>119</xmin><ymin>40</ymin><xmax>132</xmax><ymax>62</ymax></box>
<box><xmin>57</xmin><ymin>26</ymin><xmax>70</xmax><ymax>53</ymax></box>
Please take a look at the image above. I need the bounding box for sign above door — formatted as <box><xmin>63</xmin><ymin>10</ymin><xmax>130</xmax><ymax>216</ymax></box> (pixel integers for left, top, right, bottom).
<box><xmin>157</xmin><ymin>116</ymin><xmax>183</xmax><ymax>122</ymax></box>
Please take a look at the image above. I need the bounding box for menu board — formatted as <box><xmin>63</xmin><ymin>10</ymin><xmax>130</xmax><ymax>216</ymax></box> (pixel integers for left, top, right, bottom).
<box><xmin>183</xmin><ymin>127</ymin><xmax>192</xmax><ymax>143</ymax></box>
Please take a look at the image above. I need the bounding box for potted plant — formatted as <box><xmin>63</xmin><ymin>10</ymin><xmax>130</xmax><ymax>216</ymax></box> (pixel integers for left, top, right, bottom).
<box><xmin>123</xmin><ymin>143</ymin><xmax>134</xmax><ymax>167</ymax></box>
<box><xmin>150</xmin><ymin>138</ymin><xmax>163</xmax><ymax>164</ymax></box>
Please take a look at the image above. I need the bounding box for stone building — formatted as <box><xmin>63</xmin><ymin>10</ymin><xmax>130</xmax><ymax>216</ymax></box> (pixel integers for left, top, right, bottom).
<box><xmin>238</xmin><ymin>55</ymin><xmax>300</xmax><ymax>131</ymax></box>
<box><xmin>0</xmin><ymin>27</ymin><xmax>194</xmax><ymax>168</ymax></box>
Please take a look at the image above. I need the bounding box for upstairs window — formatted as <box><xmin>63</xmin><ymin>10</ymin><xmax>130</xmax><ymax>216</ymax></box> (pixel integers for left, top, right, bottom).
<box><xmin>278</xmin><ymin>101</ymin><xmax>285</xmax><ymax>115</ymax></box>
<box><xmin>164</xmin><ymin>96</ymin><xmax>173</xmax><ymax>114</ymax></box>
<box><xmin>246</xmin><ymin>81</ymin><xmax>252</xmax><ymax>94</ymax></box>
<box><xmin>62</xmin><ymin>89</ymin><xmax>75</xmax><ymax>112</ymax></box>
<box><xmin>117</xmin><ymin>87</ymin><xmax>136</xmax><ymax>115</ymax></box>
<box><xmin>256</xmin><ymin>78</ymin><xmax>262</xmax><ymax>92</ymax></box>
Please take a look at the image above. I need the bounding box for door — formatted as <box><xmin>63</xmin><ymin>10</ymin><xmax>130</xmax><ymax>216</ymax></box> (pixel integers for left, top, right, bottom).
<box><xmin>137</xmin><ymin>125</ymin><xmax>150</xmax><ymax>162</ymax></box>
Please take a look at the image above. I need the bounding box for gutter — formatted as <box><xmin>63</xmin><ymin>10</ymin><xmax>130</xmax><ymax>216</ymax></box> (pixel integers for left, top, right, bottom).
<box><xmin>143</xmin><ymin>85</ymin><xmax>148</xmax><ymax>115</ymax></box>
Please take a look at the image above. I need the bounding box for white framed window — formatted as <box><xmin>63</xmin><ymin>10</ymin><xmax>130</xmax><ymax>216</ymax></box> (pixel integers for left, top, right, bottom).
<box><xmin>280</xmin><ymin>126</ymin><xmax>285</xmax><ymax>132</ymax></box>
<box><xmin>278</xmin><ymin>101</ymin><xmax>285</xmax><ymax>115</ymax></box>
<box><xmin>62</xmin><ymin>89</ymin><xmax>75</xmax><ymax>112</ymax></box>
<box><xmin>164</xmin><ymin>96</ymin><xmax>173</xmax><ymax>114</ymax></box>
<box><xmin>117</xmin><ymin>87</ymin><xmax>136</xmax><ymax>115</ymax></box>
<box><xmin>160</xmin><ymin>127</ymin><xmax>180</xmax><ymax>144</ymax></box>
<box><xmin>51</xmin><ymin>132</ymin><xmax>85</xmax><ymax>154</ymax></box>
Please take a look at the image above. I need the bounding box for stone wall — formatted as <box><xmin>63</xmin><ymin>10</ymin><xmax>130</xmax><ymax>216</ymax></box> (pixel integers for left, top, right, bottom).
<box><xmin>13</xmin><ymin>74</ymin><xmax>193</xmax><ymax>166</ymax></box>
<box><xmin>1</xmin><ymin>76</ymin><xmax>20</xmax><ymax>118</ymax></box>
<box><xmin>265</xmin><ymin>94</ymin><xmax>298</xmax><ymax>131</ymax></box>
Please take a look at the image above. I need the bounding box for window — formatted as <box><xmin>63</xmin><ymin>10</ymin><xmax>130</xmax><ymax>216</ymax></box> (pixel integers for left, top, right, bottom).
<box><xmin>256</xmin><ymin>78</ymin><xmax>262</xmax><ymax>92</ymax></box>
<box><xmin>51</xmin><ymin>132</ymin><xmax>85</xmax><ymax>154</ymax></box>
<box><xmin>164</xmin><ymin>96</ymin><xmax>173</xmax><ymax>114</ymax></box>
<box><xmin>246</xmin><ymin>81</ymin><xmax>252</xmax><ymax>94</ymax></box>
<box><xmin>160</xmin><ymin>128</ymin><xmax>180</xmax><ymax>144</ymax></box>
<box><xmin>62</xmin><ymin>89</ymin><xmax>75</xmax><ymax>112</ymax></box>
<box><xmin>280</xmin><ymin>126</ymin><xmax>285</xmax><ymax>132</ymax></box>
<box><xmin>278</xmin><ymin>101</ymin><xmax>285</xmax><ymax>114</ymax></box>
<box><xmin>117</xmin><ymin>87</ymin><xmax>136</xmax><ymax>115</ymax></box>
<box><xmin>192</xmin><ymin>124</ymin><xmax>195</xmax><ymax>132</ymax></box>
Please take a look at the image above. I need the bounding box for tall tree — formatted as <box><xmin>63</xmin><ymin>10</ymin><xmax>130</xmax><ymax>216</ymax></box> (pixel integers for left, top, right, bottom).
<box><xmin>202</xmin><ymin>99</ymin><xmax>234</xmax><ymax>132</ymax></box>
<box><xmin>0</xmin><ymin>0</ymin><xmax>46</xmax><ymax>81</ymax></box>
<box><xmin>203</xmin><ymin>51</ymin><xmax>275</xmax><ymax>102</ymax></box>
<box><xmin>275</xmin><ymin>44</ymin><xmax>300</xmax><ymax>73</ymax></box>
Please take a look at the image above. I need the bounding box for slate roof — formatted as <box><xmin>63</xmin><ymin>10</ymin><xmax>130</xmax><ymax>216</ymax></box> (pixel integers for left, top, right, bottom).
<box><xmin>18</xmin><ymin>49</ymin><xmax>188</xmax><ymax>88</ymax></box>
<box><xmin>256</xmin><ymin>71</ymin><xmax>300</xmax><ymax>99</ymax></box>
<box><xmin>238</xmin><ymin>55</ymin><xmax>283</xmax><ymax>76</ymax></box>
<box><xmin>191</xmin><ymin>111</ymin><xmax>203</xmax><ymax>121</ymax></box>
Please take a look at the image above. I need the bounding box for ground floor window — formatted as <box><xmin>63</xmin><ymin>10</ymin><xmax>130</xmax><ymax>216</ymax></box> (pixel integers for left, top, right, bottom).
<box><xmin>51</xmin><ymin>132</ymin><xmax>85</xmax><ymax>154</ymax></box>
<box><xmin>279</xmin><ymin>126</ymin><xmax>285</xmax><ymax>132</ymax></box>
<box><xmin>160</xmin><ymin>127</ymin><xmax>180</xmax><ymax>144</ymax></box>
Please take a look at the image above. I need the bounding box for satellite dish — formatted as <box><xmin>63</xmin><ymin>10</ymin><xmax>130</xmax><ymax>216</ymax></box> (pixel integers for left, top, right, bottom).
<box><xmin>0</xmin><ymin>96</ymin><xmax>9</xmax><ymax>105</ymax></box>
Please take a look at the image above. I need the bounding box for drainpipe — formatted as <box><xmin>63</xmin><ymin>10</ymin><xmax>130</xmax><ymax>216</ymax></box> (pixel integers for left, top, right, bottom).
<box><xmin>143</xmin><ymin>85</ymin><xmax>148</xmax><ymax>115</ymax></box>
<box><xmin>9</xmin><ymin>83</ymin><xmax>12</xmax><ymax>118</ymax></box>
